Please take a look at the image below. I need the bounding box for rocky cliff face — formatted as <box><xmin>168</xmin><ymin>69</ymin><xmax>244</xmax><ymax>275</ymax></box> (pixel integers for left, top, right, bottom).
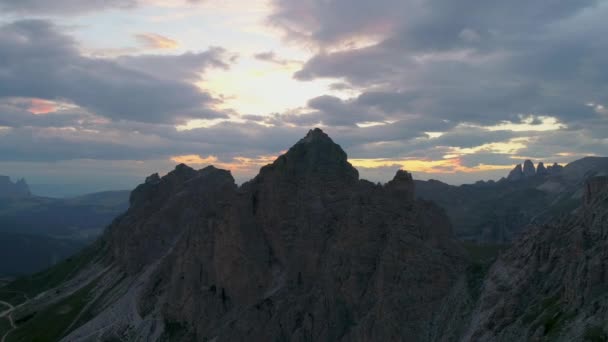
<box><xmin>507</xmin><ymin>164</ymin><xmax>524</xmax><ymax>181</ymax></box>
<box><xmin>416</xmin><ymin>157</ymin><xmax>605</xmax><ymax>243</ymax></box>
<box><xmin>523</xmin><ymin>160</ymin><xmax>536</xmax><ymax>178</ymax></box>
<box><xmin>0</xmin><ymin>175</ymin><xmax>31</xmax><ymax>199</ymax></box>
<box><xmin>463</xmin><ymin>177</ymin><xmax>608</xmax><ymax>341</ymax></box>
<box><xmin>536</xmin><ymin>162</ymin><xmax>548</xmax><ymax>176</ymax></box>
<box><xmin>60</xmin><ymin>128</ymin><xmax>471</xmax><ymax>341</ymax></box>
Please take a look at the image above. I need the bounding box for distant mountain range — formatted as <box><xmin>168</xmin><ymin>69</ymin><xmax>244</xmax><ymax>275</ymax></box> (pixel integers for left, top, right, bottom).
<box><xmin>0</xmin><ymin>176</ymin><xmax>30</xmax><ymax>199</ymax></box>
<box><xmin>416</xmin><ymin>156</ymin><xmax>608</xmax><ymax>242</ymax></box>
<box><xmin>0</xmin><ymin>179</ymin><xmax>129</xmax><ymax>276</ymax></box>
<box><xmin>0</xmin><ymin>130</ymin><xmax>607</xmax><ymax>341</ymax></box>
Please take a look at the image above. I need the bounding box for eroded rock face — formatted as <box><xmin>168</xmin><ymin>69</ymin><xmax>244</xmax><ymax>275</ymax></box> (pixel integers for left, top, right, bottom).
<box><xmin>523</xmin><ymin>160</ymin><xmax>536</xmax><ymax>178</ymax></box>
<box><xmin>507</xmin><ymin>164</ymin><xmax>524</xmax><ymax>181</ymax></box>
<box><xmin>103</xmin><ymin>128</ymin><xmax>469</xmax><ymax>341</ymax></box>
<box><xmin>463</xmin><ymin>178</ymin><xmax>608</xmax><ymax>341</ymax></box>
<box><xmin>585</xmin><ymin>176</ymin><xmax>608</xmax><ymax>205</ymax></box>
<box><xmin>536</xmin><ymin>162</ymin><xmax>548</xmax><ymax>176</ymax></box>
<box><xmin>547</xmin><ymin>162</ymin><xmax>564</xmax><ymax>175</ymax></box>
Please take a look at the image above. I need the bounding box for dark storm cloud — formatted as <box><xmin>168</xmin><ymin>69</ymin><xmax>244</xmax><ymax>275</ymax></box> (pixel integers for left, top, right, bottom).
<box><xmin>0</xmin><ymin>0</ymin><xmax>137</xmax><ymax>15</ymax></box>
<box><xmin>0</xmin><ymin>0</ymin><xmax>205</xmax><ymax>15</ymax></box>
<box><xmin>0</xmin><ymin>20</ymin><xmax>230</xmax><ymax>124</ymax></box>
<box><xmin>271</xmin><ymin>0</ymin><xmax>608</xmax><ymax>129</ymax></box>
<box><xmin>433</xmin><ymin>128</ymin><xmax>518</xmax><ymax>149</ymax></box>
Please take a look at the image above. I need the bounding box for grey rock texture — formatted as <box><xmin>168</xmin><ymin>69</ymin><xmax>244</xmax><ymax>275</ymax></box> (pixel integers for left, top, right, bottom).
<box><xmin>523</xmin><ymin>160</ymin><xmax>536</xmax><ymax>178</ymax></box>
<box><xmin>536</xmin><ymin>162</ymin><xmax>548</xmax><ymax>176</ymax></box>
<box><xmin>96</xmin><ymin>128</ymin><xmax>471</xmax><ymax>341</ymax></box>
<box><xmin>547</xmin><ymin>162</ymin><xmax>564</xmax><ymax>175</ymax></box>
<box><xmin>416</xmin><ymin>157</ymin><xmax>608</xmax><ymax>243</ymax></box>
<box><xmin>462</xmin><ymin>176</ymin><xmax>608</xmax><ymax>341</ymax></box>
<box><xmin>507</xmin><ymin>164</ymin><xmax>524</xmax><ymax>181</ymax></box>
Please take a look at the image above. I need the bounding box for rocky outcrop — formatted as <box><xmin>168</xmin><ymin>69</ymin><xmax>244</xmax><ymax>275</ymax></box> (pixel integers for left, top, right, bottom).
<box><xmin>536</xmin><ymin>162</ymin><xmax>548</xmax><ymax>176</ymax></box>
<box><xmin>523</xmin><ymin>160</ymin><xmax>536</xmax><ymax>177</ymax></box>
<box><xmin>386</xmin><ymin>169</ymin><xmax>415</xmax><ymax>201</ymax></box>
<box><xmin>0</xmin><ymin>175</ymin><xmax>31</xmax><ymax>199</ymax></box>
<box><xmin>65</xmin><ymin>128</ymin><xmax>471</xmax><ymax>342</ymax></box>
<box><xmin>547</xmin><ymin>162</ymin><xmax>564</xmax><ymax>175</ymax></box>
<box><xmin>507</xmin><ymin>164</ymin><xmax>524</xmax><ymax>181</ymax></box>
<box><xmin>463</xmin><ymin>176</ymin><xmax>608</xmax><ymax>341</ymax></box>
<box><xmin>585</xmin><ymin>176</ymin><xmax>608</xmax><ymax>205</ymax></box>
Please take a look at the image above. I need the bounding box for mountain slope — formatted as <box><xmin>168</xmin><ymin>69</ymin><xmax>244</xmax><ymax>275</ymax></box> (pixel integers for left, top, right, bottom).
<box><xmin>2</xmin><ymin>129</ymin><xmax>475</xmax><ymax>342</ymax></box>
<box><xmin>416</xmin><ymin>157</ymin><xmax>608</xmax><ymax>242</ymax></box>
<box><xmin>463</xmin><ymin>176</ymin><xmax>608</xmax><ymax>341</ymax></box>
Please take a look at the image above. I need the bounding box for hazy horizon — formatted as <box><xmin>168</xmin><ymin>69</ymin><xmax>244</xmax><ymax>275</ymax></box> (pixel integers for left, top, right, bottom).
<box><xmin>1</xmin><ymin>148</ymin><xmax>591</xmax><ymax>197</ymax></box>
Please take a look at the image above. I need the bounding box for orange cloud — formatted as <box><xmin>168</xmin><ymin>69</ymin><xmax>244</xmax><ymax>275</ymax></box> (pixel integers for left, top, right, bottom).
<box><xmin>135</xmin><ymin>33</ymin><xmax>179</xmax><ymax>49</ymax></box>
<box><xmin>349</xmin><ymin>157</ymin><xmax>512</xmax><ymax>174</ymax></box>
<box><xmin>171</xmin><ymin>154</ymin><xmax>218</xmax><ymax>165</ymax></box>
<box><xmin>170</xmin><ymin>154</ymin><xmax>279</xmax><ymax>174</ymax></box>
<box><xmin>172</xmin><ymin>154</ymin><xmax>512</xmax><ymax>177</ymax></box>
<box><xmin>28</xmin><ymin>98</ymin><xmax>57</xmax><ymax>114</ymax></box>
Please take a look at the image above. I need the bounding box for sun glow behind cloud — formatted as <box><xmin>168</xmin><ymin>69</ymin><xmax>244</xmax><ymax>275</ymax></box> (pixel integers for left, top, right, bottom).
<box><xmin>349</xmin><ymin>157</ymin><xmax>512</xmax><ymax>174</ymax></box>
<box><xmin>171</xmin><ymin>153</ymin><xmax>279</xmax><ymax>174</ymax></box>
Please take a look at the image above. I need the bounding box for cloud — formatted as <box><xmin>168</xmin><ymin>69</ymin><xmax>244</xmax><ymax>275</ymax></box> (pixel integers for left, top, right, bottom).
<box><xmin>271</xmin><ymin>0</ymin><xmax>607</xmax><ymax>127</ymax></box>
<box><xmin>135</xmin><ymin>33</ymin><xmax>179</xmax><ymax>49</ymax></box>
<box><xmin>0</xmin><ymin>20</ymin><xmax>232</xmax><ymax>124</ymax></box>
<box><xmin>253</xmin><ymin>50</ymin><xmax>300</xmax><ymax>66</ymax></box>
<box><xmin>0</xmin><ymin>0</ymin><xmax>204</xmax><ymax>15</ymax></box>
<box><xmin>0</xmin><ymin>0</ymin><xmax>136</xmax><ymax>15</ymax></box>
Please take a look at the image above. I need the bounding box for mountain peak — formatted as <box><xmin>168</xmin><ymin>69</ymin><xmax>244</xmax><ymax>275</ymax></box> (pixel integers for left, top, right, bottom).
<box><xmin>507</xmin><ymin>164</ymin><xmax>524</xmax><ymax>181</ymax></box>
<box><xmin>523</xmin><ymin>159</ymin><xmax>536</xmax><ymax>177</ymax></box>
<box><xmin>257</xmin><ymin>128</ymin><xmax>359</xmax><ymax>184</ymax></box>
<box><xmin>0</xmin><ymin>175</ymin><xmax>31</xmax><ymax>198</ymax></box>
<box><xmin>298</xmin><ymin>127</ymin><xmax>332</xmax><ymax>144</ymax></box>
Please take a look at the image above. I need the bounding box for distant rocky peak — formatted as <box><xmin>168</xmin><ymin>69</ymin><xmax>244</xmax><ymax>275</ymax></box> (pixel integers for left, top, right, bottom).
<box><xmin>536</xmin><ymin>162</ymin><xmax>548</xmax><ymax>175</ymax></box>
<box><xmin>130</xmin><ymin>164</ymin><xmax>235</xmax><ymax>206</ymax></box>
<box><xmin>0</xmin><ymin>175</ymin><xmax>31</xmax><ymax>198</ymax></box>
<box><xmin>386</xmin><ymin>170</ymin><xmax>415</xmax><ymax>200</ymax></box>
<box><xmin>145</xmin><ymin>173</ymin><xmax>161</xmax><ymax>184</ymax></box>
<box><xmin>507</xmin><ymin>160</ymin><xmax>561</xmax><ymax>181</ymax></box>
<box><xmin>523</xmin><ymin>159</ymin><xmax>536</xmax><ymax>177</ymax></box>
<box><xmin>257</xmin><ymin>128</ymin><xmax>359</xmax><ymax>184</ymax></box>
<box><xmin>507</xmin><ymin>164</ymin><xmax>524</xmax><ymax>181</ymax></box>
<box><xmin>547</xmin><ymin>162</ymin><xmax>564</xmax><ymax>174</ymax></box>
<box><xmin>297</xmin><ymin>127</ymin><xmax>332</xmax><ymax>144</ymax></box>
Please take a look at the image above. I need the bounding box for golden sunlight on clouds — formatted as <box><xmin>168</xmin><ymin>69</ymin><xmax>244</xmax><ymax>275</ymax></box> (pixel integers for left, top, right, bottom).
<box><xmin>202</xmin><ymin>58</ymin><xmax>339</xmax><ymax>117</ymax></box>
<box><xmin>349</xmin><ymin>158</ymin><xmax>512</xmax><ymax>174</ymax></box>
<box><xmin>484</xmin><ymin>115</ymin><xmax>566</xmax><ymax>132</ymax></box>
<box><xmin>170</xmin><ymin>154</ymin><xmax>218</xmax><ymax>165</ymax></box>
<box><xmin>171</xmin><ymin>153</ymin><xmax>278</xmax><ymax>173</ymax></box>
<box><xmin>443</xmin><ymin>138</ymin><xmax>529</xmax><ymax>158</ymax></box>
<box><xmin>135</xmin><ymin>33</ymin><xmax>179</xmax><ymax>49</ymax></box>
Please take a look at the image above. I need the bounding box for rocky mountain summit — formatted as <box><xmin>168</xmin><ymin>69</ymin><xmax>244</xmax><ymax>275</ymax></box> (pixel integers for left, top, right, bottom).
<box><xmin>0</xmin><ymin>176</ymin><xmax>30</xmax><ymax>199</ymax></box>
<box><xmin>1</xmin><ymin>129</ymin><xmax>476</xmax><ymax>341</ymax></box>
<box><xmin>506</xmin><ymin>160</ymin><xmax>563</xmax><ymax>182</ymax></box>
<box><xmin>2</xmin><ymin>129</ymin><xmax>607</xmax><ymax>341</ymax></box>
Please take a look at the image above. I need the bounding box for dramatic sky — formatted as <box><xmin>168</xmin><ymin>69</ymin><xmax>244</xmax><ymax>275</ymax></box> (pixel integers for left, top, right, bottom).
<box><xmin>1</xmin><ymin>0</ymin><xmax>607</xmax><ymax>196</ymax></box>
